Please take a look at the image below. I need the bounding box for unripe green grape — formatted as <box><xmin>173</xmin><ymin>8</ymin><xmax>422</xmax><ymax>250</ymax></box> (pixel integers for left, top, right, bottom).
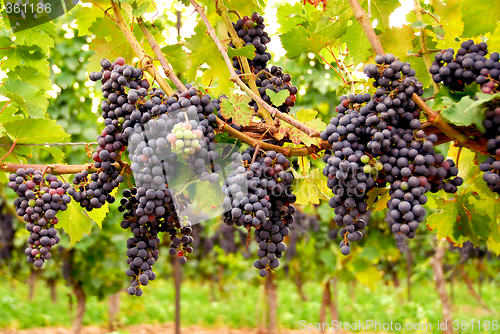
<box><xmin>360</xmin><ymin>155</ymin><xmax>370</xmax><ymax>164</ymax></box>
<box><xmin>363</xmin><ymin>165</ymin><xmax>371</xmax><ymax>173</ymax></box>
<box><xmin>29</xmin><ymin>199</ymin><xmax>36</xmax><ymax>207</ymax></box>
<box><xmin>175</xmin><ymin>140</ymin><xmax>184</xmax><ymax>148</ymax></box>
<box><xmin>184</xmin><ymin>130</ymin><xmax>192</xmax><ymax>139</ymax></box>
<box><xmin>191</xmin><ymin>140</ymin><xmax>200</xmax><ymax>148</ymax></box>
<box><xmin>184</xmin><ymin>148</ymin><xmax>191</xmax><ymax>155</ymax></box>
<box><xmin>374</xmin><ymin>162</ymin><xmax>383</xmax><ymax>171</ymax></box>
<box><xmin>184</xmin><ymin>139</ymin><xmax>191</xmax><ymax>146</ymax></box>
<box><xmin>175</xmin><ymin>130</ymin><xmax>184</xmax><ymax>138</ymax></box>
<box><xmin>173</xmin><ymin>124</ymin><xmax>182</xmax><ymax>132</ymax></box>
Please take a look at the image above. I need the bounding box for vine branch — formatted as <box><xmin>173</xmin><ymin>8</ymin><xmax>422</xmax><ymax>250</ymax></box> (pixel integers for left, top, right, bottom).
<box><xmin>137</xmin><ymin>20</ymin><xmax>188</xmax><ymax>93</ymax></box>
<box><xmin>0</xmin><ymin>162</ymin><xmax>123</xmax><ymax>175</ymax></box>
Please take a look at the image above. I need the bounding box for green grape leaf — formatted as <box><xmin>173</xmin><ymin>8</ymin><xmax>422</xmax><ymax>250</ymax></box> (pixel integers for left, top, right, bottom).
<box><xmin>280</xmin><ymin>26</ymin><xmax>328</xmax><ymax>59</ymax></box>
<box><xmin>0</xmin><ymin>137</ymin><xmax>31</xmax><ymax>163</ymax></box>
<box><xmin>186</xmin><ymin>181</ymin><xmax>224</xmax><ymax>210</ymax></box>
<box><xmin>431</xmin><ymin>0</ymin><xmax>463</xmax><ymax>49</ymax></box>
<box><xmin>83</xmin><ymin>187</ymin><xmax>117</xmax><ymax>228</ymax></box>
<box><xmin>266</xmin><ymin>89</ymin><xmax>289</xmax><ymax>107</ymax></box>
<box><xmin>227</xmin><ymin>45</ymin><xmax>256</xmax><ymax>59</ymax></box>
<box><xmin>0</xmin><ymin>78</ymin><xmax>48</xmax><ymax>118</ymax></box>
<box><xmin>0</xmin><ymin>101</ymin><xmax>22</xmax><ymax>124</ymax></box>
<box><xmin>339</xmin><ymin>23</ymin><xmax>372</xmax><ymax>64</ymax></box>
<box><xmin>37</xmin><ymin>146</ymin><xmax>66</xmax><ymax>163</ymax></box>
<box><xmin>73</xmin><ymin>5</ymin><xmax>102</xmax><ymax>37</ymax></box>
<box><xmin>292</xmin><ymin>167</ymin><xmax>330</xmax><ymax>205</ymax></box>
<box><xmin>13</xmin><ymin>21</ymin><xmax>56</xmax><ymax>55</ymax></box>
<box><xmin>276</xmin><ymin>2</ymin><xmax>321</xmax><ymax>34</ymax></box>
<box><xmin>460</xmin><ymin>0</ymin><xmax>500</xmax><ymax>38</ymax></box>
<box><xmin>161</xmin><ymin>44</ymin><xmax>191</xmax><ymax>76</ymax></box>
<box><xmin>0</xmin><ymin>37</ymin><xmax>49</xmax><ymax>76</ymax></box>
<box><xmin>219</xmin><ymin>94</ymin><xmax>254</xmax><ymax>127</ymax></box>
<box><xmin>185</xmin><ymin>23</ymin><xmax>232</xmax><ymax>96</ymax></box>
<box><xmin>378</xmin><ymin>25</ymin><xmax>414</xmax><ymax>59</ymax></box>
<box><xmin>485</xmin><ymin>23</ymin><xmax>500</xmax><ymax>53</ymax></box>
<box><xmin>446</xmin><ymin>144</ymin><xmax>476</xmax><ymax>179</ymax></box>
<box><xmin>131</xmin><ymin>0</ymin><xmax>153</xmax><ymax>17</ymax></box>
<box><xmin>360</xmin><ymin>0</ymin><xmax>401</xmax><ymax>32</ymax></box>
<box><xmin>366</xmin><ymin>187</ymin><xmax>388</xmax><ymax>209</ymax></box>
<box><xmin>8</xmin><ymin>66</ymin><xmax>52</xmax><ymax>92</ymax></box>
<box><xmin>87</xmin><ymin>18</ymin><xmax>136</xmax><ymax>71</ymax></box>
<box><xmin>3</xmin><ymin>118</ymin><xmax>70</xmax><ymax>144</ymax></box>
<box><xmin>57</xmin><ymin>201</ymin><xmax>93</xmax><ymax>247</ymax></box>
<box><xmin>314</xmin><ymin>1</ymin><xmax>351</xmax><ymax>40</ymax></box>
<box><xmin>441</xmin><ymin>93</ymin><xmax>500</xmax><ymax>133</ymax></box>
<box><xmin>286</xmin><ymin>109</ymin><xmax>327</xmax><ymax>147</ymax></box>
<box><xmin>348</xmin><ymin>259</ymin><xmax>383</xmax><ymax>291</ymax></box>
<box><xmin>427</xmin><ymin>194</ymin><xmax>491</xmax><ymax>247</ymax></box>
<box><xmin>433</xmin><ymin>83</ymin><xmax>479</xmax><ymax>109</ymax></box>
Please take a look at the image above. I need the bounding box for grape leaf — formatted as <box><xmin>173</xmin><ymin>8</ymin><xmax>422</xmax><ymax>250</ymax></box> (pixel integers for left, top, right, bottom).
<box><xmin>441</xmin><ymin>93</ymin><xmax>500</xmax><ymax>133</ymax></box>
<box><xmin>446</xmin><ymin>144</ymin><xmax>476</xmax><ymax>179</ymax></box>
<box><xmin>73</xmin><ymin>4</ymin><xmax>103</xmax><ymax>37</ymax></box>
<box><xmin>378</xmin><ymin>26</ymin><xmax>414</xmax><ymax>59</ymax></box>
<box><xmin>0</xmin><ymin>78</ymin><xmax>48</xmax><ymax>118</ymax></box>
<box><xmin>87</xmin><ymin>18</ymin><xmax>136</xmax><ymax>72</ymax></box>
<box><xmin>57</xmin><ymin>201</ymin><xmax>93</xmax><ymax>247</ymax></box>
<box><xmin>460</xmin><ymin>0</ymin><xmax>500</xmax><ymax>38</ymax></box>
<box><xmin>366</xmin><ymin>187</ymin><xmax>388</xmax><ymax>209</ymax></box>
<box><xmin>0</xmin><ymin>137</ymin><xmax>31</xmax><ymax>163</ymax></box>
<box><xmin>485</xmin><ymin>23</ymin><xmax>500</xmax><ymax>53</ymax></box>
<box><xmin>219</xmin><ymin>95</ymin><xmax>254</xmax><ymax>127</ymax></box>
<box><xmin>13</xmin><ymin>21</ymin><xmax>56</xmax><ymax>55</ymax></box>
<box><xmin>185</xmin><ymin>23</ymin><xmax>232</xmax><ymax>96</ymax></box>
<box><xmin>266</xmin><ymin>89</ymin><xmax>289</xmax><ymax>107</ymax></box>
<box><xmin>8</xmin><ymin>66</ymin><xmax>52</xmax><ymax>92</ymax></box>
<box><xmin>360</xmin><ymin>0</ymin><xmax>401</xmax><ymax>32</ymax></box>
<box><xmin>427</xmin><ymin>194</ymin><xmax>491</xmax><ymax>247</ymax></box>
<box><xmin>3</xmin><ymin>119</ymin><xmax>70</xmax><ymax>144</ymax></box>
<box><xmin>37</xmin><ymin>146</ymin><xmax>66</xmax><ymax>163</ymax></box>
<box><xmin>161</xmin><ymin>44</ymin><xmax>191</xmax><ymax>75</ymax></box>
<box><xmin>292</xmin><ymin>168</ymin><xmax>330</xmax><ymax>205</ymax></box>
<box><xmin>0</xmin><ymin>101</ymin><xmax>22</xmax><ymax>124</ymax></box>
<box><xmin>280</xmin><ymin>26</ymin><xmax>329</xmax><ymax>59</ymax></box>
<box><xmin>227</xmin><ymin>45</ymin><xmax>256</xmax><ymax>59</ymax></box>
<box><xmin>314</xmin><ymin>0</ymin><xmax>350</xmax><ymax>40</ymax></box>
<box><xmin>276</xmin><ymin>2</ymin><xmax>322</xmax><ymax>34</ymax></box>
<box><xmin>339</xmin><ymin>23</ymin><xmax>372</xmax><ymax>64</ymax></box>
<box><xmin>0</xmin><ymin>37</ymin><xmax>49</xmax><ymax>76</ymax></box>
<box><xmin>286</xmin><ymin>109</ymin><xmax>327</xmax><ymax>147</ymax></box>
<box><xmin>431</xmin><ymin>0</ymin><xmax>463</xmax><ymax>49</ymax></box>
<box><xmin>186</xmin><ymin>180</ymin><xmax>225</xmax><ymax>210</ymax></box>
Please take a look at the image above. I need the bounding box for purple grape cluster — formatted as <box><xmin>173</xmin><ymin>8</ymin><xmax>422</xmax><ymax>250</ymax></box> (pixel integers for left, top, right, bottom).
<box><xmin>7</xmin><ymin>169</ymin><xmax>70</xmax><ymax>268</ymax></box>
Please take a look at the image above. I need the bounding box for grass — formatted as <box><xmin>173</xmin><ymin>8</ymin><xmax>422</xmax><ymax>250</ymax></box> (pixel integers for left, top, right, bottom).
<box><xmin>0</xmin><ymin>278</ymin><xmax>498</xmax><ymax>333</ymax></box>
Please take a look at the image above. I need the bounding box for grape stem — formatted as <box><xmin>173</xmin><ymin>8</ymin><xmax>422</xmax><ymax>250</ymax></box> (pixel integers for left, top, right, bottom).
<box><xmin>189</xmin><ymin>0</ymin><xmax>322</xmax><ymax>138</ymax></box>
<box><xmin>413</xmin><ymin>0</ymin><xmax>440</xmax><ymax>93</ymax></box>
<box><xmin>137</xmin><ymin>20</ymin><xmax>188</xmax><ymax>93</ymax></box>
<box><xmin>110</xmin><ymin>0</ymin><xmax>175</xmax><ymax>96</ymax></box>
<box><xmin>346</xmin><ymin>0</ymin><xmax>385</xmax><ymax>56</ymax></box>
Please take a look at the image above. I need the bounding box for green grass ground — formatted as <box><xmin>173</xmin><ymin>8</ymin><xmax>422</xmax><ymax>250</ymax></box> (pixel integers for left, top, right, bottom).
<box><xmin>0</xmin><ymin>278</ymin><xmax>498</xmax><ymax>333</ymax></box>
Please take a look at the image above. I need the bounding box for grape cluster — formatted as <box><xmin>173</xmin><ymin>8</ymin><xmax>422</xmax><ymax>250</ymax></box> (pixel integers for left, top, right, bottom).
<box><xmin>479</xmin><ymin>157</ymin><xmax>500</xmax><ymax>192</ymax></box>
<box><xmin>222</xmin><ymin>148</ymin><xmax>295</xmax><ymax>277</ymax></box>
<box><xmin>0</xmin><ymin>201</ymin><xmax>15</xmax><ymax>261</ymax></box>
<box><xmin>253</xmin><ymin>65</ymin><xmax>298</xmax><ymax>113</ymax></box>
<box><xmin>231</xmin><ymin>12</ymin><xmax>272</xmax><ymax>74</ymax></box>
<box><xmin>321</xmin><ymin>54</ymin><xmax>463</xmax><ymax>254</ymax></box>
<box><xmin>7</xmin><ymin>169</ymin><xmax>70</xmax><ymax>268</ymax></box>
<box><xmin>429</xmin><ymin>40</ymin><xmax>500</xmax><ymax>91</ymax></box>
<box><xmin>118</xmin><ymin>187</ymin><xmax>192</xmax><ymax>296</ymax></box>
